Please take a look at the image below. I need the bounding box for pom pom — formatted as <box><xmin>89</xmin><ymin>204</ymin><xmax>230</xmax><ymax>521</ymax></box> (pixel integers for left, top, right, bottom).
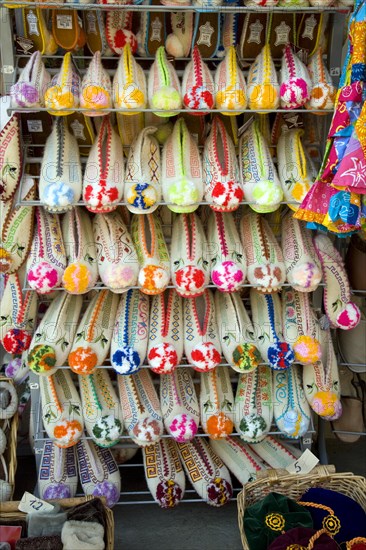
<box><xmin>169</xmin><ymin>413</ymin><xmax>198</xmax><ymax>442</ymax></box>
<box><xmin>253</xmin><ymin>265</ymin><xmax>284</xmax><ymax>291</ymax></box>
<box><xmin>126</xmin><ymin>183</ymin><xmax>158</xmax><ymax>210</ymax></box>
<box><xmin>281</xmin><ymin>408</ymin><xmax>309</xmax><ymax>438</ymax></box>
<box><xmin>206</xmin><ymin>412</ymin><xmax>233</xmax><ymax>439</ymax></box>
<box><xmin>249</xmin><ymin>83</ymin><xmax>279</xmax><ymax>110</ymax></box>
<box><xmin>69</xmin><ymin>347</ymin><xmax>98</xmax><ymax>375</ymax></box>
<box><xmin>166</xmin><ymin>33</ymin><xmax>185</xmax><ymax>58</ymax></box>
<box><xmin>211</xmin><ymin>180</ymin><xmax>244</xmax><ymax>211</ymax></box>
<box><xmin>252</xmin><ymin>180</ymin><xmax>283</xmax><ymax>208</ymax></box>
<box><xmin>117</xmin><ymin>86</ymin><xmax>145</xmax><ymax>111</ymax></box>
<box><xmin>175</xmin><ymin>265</ymin><xmax>206</xmax><ymax>296</ymax></box>
<box><xmin>132</xmin><ymin>417</ymin><xmax>162</xmax><ymax>444</ymax></box>
<box><xmin>53</xmin><ymin>419</ymin><xmax>83</xmax><ymax>448</ymax></box>
<box><xmin>232</xmin><ymin>344</ymin><xmax>262</xmax><ymax>372</ymax></box>
<box><xmin>335</xmin><ymin>302</ymin><xmax>361</xmax><ymax>330</ymax></box>
<box><xmin>294</xmin><ymin>336</ymin><xmax>322</xmax><ymax>365</ymax></box>
<box><xmin>156</xmin><ymin>480</ymin><xmax>183</xmax><ymax>508</ymax></box>
<box><xmin>4</xmin><ymin>357</ymin><xmax>22</xmax><ymax>380</ymax></box>
<box><xmin>151</xmin><ymin>86</ymin><xmax>182</xmax><ymax>115</ymax></box>
<box><xmin>92</xmin><ymin>415</ymin><xmax>122</xmax><ymax>447</ymax></box>
<box><xmin>28</xmin><ymin>344</ymin><xmax>57</xmax><ymax>374</ymax></box>
<box><xmin>183</xmin><ymin>86</ymin><xmax>214</xmax><ymax>112</ymax></box>
<box><xmin>3</xmin><ymin>329</ymin><xmax>32</xmax><ymax>354</ymax></box>
<box><xmin>28</xmin><ymin>261</ymin><xmax>61</xmax><ymax>293</ymax></box>
<box><xmin>207</xmin><ymin>477</ymin><xmax>233</xmax><ymax>507</ymax></box>
<box><xmin>239</xmin><ymin>413</ymin><xmax>267</xmax><ymax>441</ymax></box>
<box><xmin>43</xmin><ymin>483</ymin><xmax>71</xmax><ymax>500</ymax></box>
<box><xmin>267</xmin><ymin>341</ymin><xmax>295</xmax><ymax>370</ymax></box>
<box><xmin>154</xmin><ymin>122</ymin><xmax>173</xmax><ymax>145</ymax></box>
<box><xmin>42</xmin><ymin>182</ymin><xmax>74</xmax><ymax>210</ymax></box>
<box><xmin>45</xmin><ymin>85</ymin><xmax>75</xmax><ymax>111</ymax></box>
<box><xmin>62</xmin><ymin>263</ymin><xmax>92</xmax><ymax>294</ymax></box>
<box><xmin>103</xmin><ymin>265</ymin><xmax>137</xmax><ymax>290</ymax></box>
<box><xmin>167</xmin><ymin>178</ymin><xmax>200</xmax><ymax>206</ymax></box>
<box><xmin>139</xmin><ymin>264</ymin><xmax>169</xmax><ymax>294</ymax></box>
<box><xmin>0</xmin><ymin>248</ymin><xmax>12</xmax><ymax>273</ymax></box>
<box><xmin>148</xmin><ymin>343</ymin><xmax>178</xmax><ymax>374</ymax></box>
<box><xmin>311</xmin><ymin>391</ymin><xmax>342</xmax><ymax>420</ymax></box>
<box><xmin>11</xmin><ymin>82</ymin><xmax>39</xmax><ymax>107</ymax></box>
<box><xmin>289</xmin><ymin>262</ymin><xmax>322</xmax><ymax>292</ymax></box>
<box><xmin>216</xmin><ymin>88</ymin><xmax>247</xmax><ymax>113</ymax></box>
<box><xmin>280</xmin><ymin>78</ymin><xmax>310</xmax><ymax>109</ymax></box>
<box><xmin>113</xmin><ymin>29</ymin><xmax>138</xmax><ymax>54</ymax></box>
<box><xmin>93</xmin><ymin>481</ymin><xmax>120</xmax><ymax>508</ymax></box>
<box><xmin>112</xmin><ymin>346</ymin><xmax>141</xmax><ymax>375</ymax></box>
<box><xmin>190</xmin><ymin>342</ymin><xmax>221</xmax><ymax>372</ymax></box>
<box><xmin>211</xmin><ymin>260</ymin><xmax>244</xmax><ymax>292</ymax></box>
<box><xmin>80</xmin><ymin>85</ymin><xmax>111</xmax><ymax>110</ymax></box>
<box><xmin>309</xmin><ymin>82</ymin><xmax>332</xmax><ymax>109</ymax></box>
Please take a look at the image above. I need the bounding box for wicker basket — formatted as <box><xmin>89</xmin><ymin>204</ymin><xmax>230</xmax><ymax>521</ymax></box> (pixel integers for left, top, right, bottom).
<box><xmin>237</xmin><ymin>466</ymin><xmax>366</xmax><ymax>550</ymax></box>
<box><xmin>0</xmin><ymin>376</ymin><xmax>19</xmax><ymax>500</ymax></box>
<box><xmin>0</xmin><ymin>496</ymin><xmax>114</xmax><ymax>550</ymax></box>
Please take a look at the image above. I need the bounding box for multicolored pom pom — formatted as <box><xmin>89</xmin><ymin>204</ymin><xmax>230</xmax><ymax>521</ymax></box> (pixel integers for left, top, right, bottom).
<box><xmin>207</xmin><ymin>477</ymin><xmax>233</xmax><ymax>507</ymax></box>
<box><xmin>311</xmin><ymin>391</ymin><xmax>342</xmax><ymax>420</ymax></box>
<box><xmin>232</xmin><ymin>344</ymin><xmax>262</xmax><ymax>372</ymax></box>
<box><xmin>62</xmin><ymin>263</ymin><xmax>92</xmax><ymax>294</ymax></box>
<box><xmin>212</xmin><ymin>260</ymin><xmax>244</xmax><ymax>292</ymax></box>
<box><xmin>93</xmin><ymin>481</ymin><xmax>120</xmax><ymax>508</ymax></box>
<box><xmin>92</xmin><ymin>415</ymin><xmax>122</xmax><ymax>447</ymax></box>
<box><xmin>156</xmin><ymin>479</ymin><xmax>183</xmax><ymax>508</ymax></box>
<box><xmin>334</xmin><ymin>302</ymin><xmax>361</xmax><ymax>330</ymax></box>
<box><xmin>43</xmin><ymin>483</ymin><xmax>71</xmax><ymax>500</ymax></box>
<box><xmin>53</xmin><ymin>419</ymin><xmax>83</xmax><ymax>448</ymax></box>
<box><xmin>175</xmin><ymin>265</ymin><xmax>206</xmax><ymax>296</ymax></box>
<box><xmin>148</xmin><ymin>343</ymin><xmax>178</xmax><ymax>374</ymax></box>
<box><xmin>42</xmin><ymin>182</ymin><xmax>74</xmax><ymax>209</ymax></box>
<box><xmin>28</xmin><ymin>344</ymin><xmax>57</xmax><ymax>374</ymax></box>
<box><xmin>294</xmin><ymin>336</ymin><xmax>322</xmax><ymax>365</ymax></box>
<box><xmin>281</xmin><ymin>408</ymin><xmax>309</xmax><ymax>438</ymax></box>
<box><xmin>211</xmin><ymin>180</ymin><xmax>244</xmax><ymax>211</ymax></box>
<box><xmin>132</xmin><ymin>417</ymin><xmax>161</xmax><ymax>444</ymax></box>
<box><xmin>290</xmin><ymin>262</ymin><xmax>322</xmax><ymax>292</ymax></box>
<box><xmin>112</xmin><ymin>346</ymin><xmax>141</xmax><ymax>375</ymax></box>
<box><xmin>280</xmin><ymin>78</ymin><xmax>310</xmax><ymax>109</ymax></box>
<box><xmin>190</xmin><ymin>342</ymin><xmax>221</xmax><ymax>372</ymax></box>
<box><xmin>0</xmin><ymin>248</ymin><xmax>12</xmax><ymax>273</ymax></box>
<box><xmin>3</xmin><ymin>329</ymin><xmax>32</xmax><ymax>354</ymax></box>
<box><xmin>68</xmin><ymin>346</ymin><xmax>98</xmax><ymax>375</ymax></box>
<box><xmin>267</xmin><ymin>341</ymin><xmax>295</xmax><ymax>370</ymax></box>
<box><xmin>206</xmin><ymin>412</ymin><xmax>233</xmax><ymax>440</ymax></box>
<box><xmin>169</xmin><ymin>413</ymin><xmax>198</xmax><ymax>442</ymax></box>
<box><xmin>239</xmin><ymin>413</ymin><xmax>267</xmax><ymax>441</ymax></box>
<box><xmin>103</xmin><ymin>265</ymin><xmax>137</xmax><ymax>290</ymax></box>
<box><xmin>126</xmin><ymin>183</ymin><xmax>158</xmax><ymax>210</ymax></box>
<box><xmin>183</xmin><ymin>86</ymin><xmax>214</xmax><ymax>112</ymax></box>
<box><xmin>28</xmin><ymin>261</ymin><xmax>61</xmax><ymax>293</ymax></box>
<box><xmin>139</xmin><ymin>264</ymin><xmax>169</xmax><ymax>294</ymax></box>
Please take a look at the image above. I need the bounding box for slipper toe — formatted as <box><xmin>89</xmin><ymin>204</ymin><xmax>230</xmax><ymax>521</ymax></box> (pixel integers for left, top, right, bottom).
<box><xmin>28</xmin><ymin>261</ymin><xmax>62</xmax><ymax>293</ymax></box>
<box><xmin>92</xmin><ymin>481</ymin><xmax>120</xmax><ymax>508</ymax></box>
<box><xmin>28</xmin><ymin>344</ymin><xmax>57</xmax><ymax>375</ymax></box>
<box><xmin>2</xmin><ymin>329</ymin><xmax>32</xmax><ymax>354</ymax></box>
<box><xmin>191</xmin><ymin>342</ymin><xmax>221</xmax><ymax>372</ymax></box>
<box><xmin>68</xmin><ymin>347</ymin><xmax>98</xmax><ymax>375</ymax></box>
<box><xmin>112</xmin><ymin>346</ymin><xmax>141</xmax><ymax>375</ymax></box>
<box><xmin>169</xmin><ymin>413</ymin><xmax>198</xmax><ymax>442</ymax></box>
<box><xmin>133</xmin><ymin>417</ymin><xmax>162</xmax><ymax>445</ymax></box>
<box><xmin>148</xmin><ymin>343</ymin><xmax>178</xmax><ymax>374</ymax></box>
<box><xmin>211</xmin><ymin>260</ymin><xmax>245</xmax><ymax>292</ymax></box>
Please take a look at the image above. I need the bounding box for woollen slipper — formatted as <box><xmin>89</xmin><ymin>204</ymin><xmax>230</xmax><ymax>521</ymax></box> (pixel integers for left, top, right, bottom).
<box><xmin>247</xmin><ymin>45</ymin><xmax>280</xmax><ymax>111</ymax></box>
<box><xmin>248</xmin><ymin>435</ymin><xmax>301</xmax><ymax>469</ymax></box>
<box><xmin>11</xmin><ymin>51</ymin><xmax>51</xmax><ymax>110</ymax></box>
<box><xmin>331</xmin><ymin>367</ymin><xmax>365</xmax><ymax>443</ymax></box>
<box><xmin>210</xmin><ymin>436</ymin><xmax>264</xmax><ymax>484</ymax></box>
<box><xmin>136</xmin><ymin>0</ymin><xmax>166</xmax><ymax>57</ymax></box>
<box><xmin>106</xmin><ymin>10</ymin><xmax>138</xmax><ymax>55</ymax></box>
<box><xmin>191</xmin><ymin>12</ymin><xmax>220</xmax><ymax>59</ymax></box>
<box><xmin>0</xmin><ymin>114</ymin><xmax>22</xmax><ymax>202</ymax></box>
<box><xmin>200</xmin><ymin>366</ymin><xmax>234</xmax><ymax>440</ymax></box>
<box><xmin>80</xmin><ymin>51</ymin><xmax>112</xmax><ymax>116</ymax></box>
<box><xmin>166</xmin><ymin>12</ymin><xmax>193</xmax><ymax>58</ymax></box>
<box><xmin>273</xmin><ymin>365</ymin><xmax>311</xmax><ymax>438</ymax></box>
<box><xmin>239</xmin><ymin>13</ymin><xmax>268</xmax><ymax>60</ymax></box>
<box><xmin>44</xmin><ymin>52</ymin><xmax>80</xmax><ymax>116</ymax></box>
<box><xmin>52</xmin><ymin>9</ymin><xmax>80</xmax><ymax>51</ymax></box>
<box><xmin>306</xmin><ymin>48</ymin><xmax>335</xmax><ymax>112</ymax></box>
<box><xmin>22</xmin><ymin>7</ymin><xmax>57</xmax><ymax>55</ymax></box>
<box><xmin>83</xmin><ymin>11</ymin><xmax>113</xmax><ymax>56</ymax></box>
<box><xmin>182</xmin><ymin>46</ymin><xmax>214</xmax><ymax>114</ymax></box>
<box><xmin>280</xmin><ymin>45</ymin><xmax>311</xmax><ymax>109</ymax></box>
<box><xmin>38</xmin><ymin>440</ymin><xmax>78</xmax><ymax>499</ymax></box>
<box><xmin>148</xmin><ymin>46</ymin><xmax>182</xmax><ymax>117</ymax></box>
<box><xmin>215</xmin><ymin>46</ymin><xmax>247</xmax><ymax>116</ymax></box>
<box><xmin>113</xmin><ymin>44</ymin><xmax>146</xmax><ymax>113</ymax></box>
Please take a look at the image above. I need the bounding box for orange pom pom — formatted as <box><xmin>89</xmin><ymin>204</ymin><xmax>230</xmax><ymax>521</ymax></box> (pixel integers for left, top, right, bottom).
<box><xmin>69</xmin><ymin>346</ymin><xmax>97</xmax><ymax>374</ymax></box>
<box><xmin>206</xmin><ymin>413</ymin><xmax>233</xmax><ymax>440</ymax></box>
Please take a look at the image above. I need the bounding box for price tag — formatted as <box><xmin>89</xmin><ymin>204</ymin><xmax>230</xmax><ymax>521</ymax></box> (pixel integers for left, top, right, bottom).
<box><xmin>27</xmin><ymin>120</ymin><xmax>43</xmax><ymax>133</ymax></box>
<box><xmin>18</xmin><ymin>492</ymin><xmax>54</xmax><ymax>514</ymax></box>
<box><xmin>57</xmin><ymin>15</ymin><xmax>73</xmax><ymax>30</ymax></box>
<box><xmin>29</xmin><ymin>382</ymin><xmax>39</xmax><ymax>390</ymax></box>
<box><xmin>286</xmin><ymin>449</ymin><xmax>319</xmax><ymax>475</ymax></box>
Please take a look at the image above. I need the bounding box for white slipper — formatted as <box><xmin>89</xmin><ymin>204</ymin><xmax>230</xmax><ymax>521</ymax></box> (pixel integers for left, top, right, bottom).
<box><xmin>306</xmin><ymin>48</ymin><xmax>335</xmax><ymax>111</ymax></box>
<box><xmin>124</xmin><ymin>126</ymin><xmax>161</xmax><ymax>214</ymax></box>
<box><xmin>162</xmin><ymin>118</ymin><xmax>203</xmax><ymax>213</ymax></box>
<box><xmin>93</xmin><ymin>210</ymin><xmax>139</xmax><ymax>292</ymax></box>
<box><xmin>131</xmin><ymin>213</ymin><xmax>171</xmax><ymax>295</ymax></box>
<box><xmin>148</xmin><ymin>289</ymin><xmax>183</xmax><ymax>374</ymax></box>
<box><xmin>40</xmin><ymin>369</ymin><xmax>83</xmax><ymax>448</ymax></box>
<box><xmin>247</xmin><ymin>45</ymin><xmax>279</xmax><ymax>110</ymax></box>
<box><xmin>166</xmin><ymin>12</ymin><xmax>193</xmax><ymax>58</ymax></box>
<box><xmin>0</xmin><ymin>379</ymin><xmax>18</xmax><ymax>420</ymax></box>
<box><xmin>148</xmin><ymin>46</ymin><xmax>182</xmax><ymax>117</ymax></box>
<box><xmin>182</xmin><ymin>45</ymin><xmax>214</xmax><ymax>113</ymax></box>
<box><xmin>280</xmin><ymin>45</ymin><xmax>311</xmax><ymax>109</ymax></box>
<box><xmin>170</xmin><ymin>213</ymin><xmax>209</xmax><ymax>298</ymax></box>
<box><xmin>248</xmin><ymin>435</ymin><xmax>301</xmax><ymax>469</ymax></box>
<box><xmin>215</xmin><ymin>46</ymin><xmax>247</xmax><ymax>116</ymax></box>
<box><xmin>11</xmin><ymin>50</ymin><xmax>51</xmax><ymax>110</ymax></box>
<box><xmin>68</xmin><ymin>290</ymin><xmax>119</xmax><ymax>375</ymax></box>
<box><xmin>183</xmin><ymin>289</ymin><xmax>222</xmax><ymax>372</ymax></box>
<box><xmin>160</xmin><ymin>367</ymin><xmax>200</xmax><ymax>441</ymax></box>
<box><xmin>44</xmin><ymin>52</ymin><xmax>80</xmax><ymax>116</ymax></box>
<box><xmin>80</xmin><ymin>51</ymin><xmax>112</xmax><ymax>116</ymax></box>
<box><xmin>240</xmin><ymin>212</ymin><xmax>286</xmax><ymax>293</ymax></box>
<box><xmin>0</xmin><ymin>113</ymin><xmax>22</xmax><ymax>202</ymax></box>
<box><xmin>200</xmin><ymin>366</ymin><xmax>234</xmax><ymax>440</ymax></box>
<box><xmin>143</xmin><ymin>438</ymin><xmax>185</xmax><ymax>508</ymax></box>
<box><xmin>0</xmin><ymin>454</ymin><xmax>13</xmax><ymax>502</ymax></box>
<box><xmin>210</xmin><ymin>436</ymin><xmax>264</xmax><ymax>484</ymax></box>
<box><xmin>113</xmin><ymin>44</ymin><xmax>147</xmax><ymax>113</ymax></box>
<box><xmin>111</xmin><ymin>289</ymin><xmax>149</xmax><ymax>375</ymax></box>
<box><xmin>117</xmin><ymin>369</ymin><xmax>164</xmax><ymax>446</ymax></box>
<box><xmin>38</xmin><ymin>440</ymin><xmax>78</xmax><ymax>499</ymax></box>
<box><xmin>106</xmin><ymin>9</ymin><xmax>137</xmax><ymax>56</ymax></box>
<box><xmin>177</xmin><ymin>438</ymin><xmax>233</xmax><ymax>507</ymax></box>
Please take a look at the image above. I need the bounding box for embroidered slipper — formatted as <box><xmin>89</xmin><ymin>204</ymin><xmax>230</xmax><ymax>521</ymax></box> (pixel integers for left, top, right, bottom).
<box><xmin>148</xmin><ymin>290</ymin><xmax>183</xmax><ymax>374</ymax></box>
<box><xmin>170</xmin><ymin>213</ymin><xmax>209</xmax><ymax>298</ymax></box>
<box><xmin>28</xmin><ymin>293</ymin><xmax>83</xmax><ymax>376</ymax></box>
<box><xmin>137</xmin><ymin>0</ymin><xmax>166</xmax><ymax>57</ymax></box>
<box><xmin>106</xmin><ymin>10</ymin><xmax>138</xmax><ymax>56</ymax></box>
<box><xmin>83</xmin><ymin>116</ymin><xmax>124</xmax><ymax>214</ymax></box>
<box><xmin>68</xmin><ymin>290</ymin><xmax>119</xmax><ymax>375</ymax></box>
<box><xmin>248</xmin><ymin>435</ymin><xmax>301</xmax><ymax>469</ymax></box>
<box><xmin>303</xmin><ymin>329</ymin><xmax>342</xmax><ymax>420</ymax></box>
<box><xmin>182</xmin><ymin>46</ymin><xmax>214</xmax><ymax>114</ymax></box>
<box><xmin>44</xmin><ymin>52</ymin><xmax>80</xmax><ymax>116</ymax></box>
<box><xmin>250</xmin><ymin>289</ymin><xmax>295</xmax><ymax>371</ymax></box>
<box><xmin>79</xmin><ymin>368</ymin><xmax>123</xmax><ymax>447</ymax></box>
<box><xmin>76</xmin><ymin>438</ymin><xmax>121</xmax><ymax>507</ymax></box>
<box><xmin>215</xmin><ymin>292</ymin><xmax>262</xmax><ymax>374</ymax></box>
<box><xmin>143</xmin><ymin>438</ymin><xmax>185</xmax><ymax>508</ymax></box>
<box><xmin>217</xmin><ymin>3</ymin><xmax>240</xmax><ymax>59</ymax></box>
<box><xmin>93</xmin><ymin>211</ymin><xmax>139</xmax><ymax>292</ymax></box>
<box><xmin>273</xmin><ymin>365</ymin><xmax>311</xmax><ymax>438</ymax></box>
<box><xmin>200</xmin><ymin>366</ymin><xmax>234</xmax><ymax>440</ymax></box>
<box><xmin>177</xmin><ymin>438</ymin><xmax>233</xmax><ymax>507</ymax></box>
<box><xmin>83</xmin><ymin>11</ymin><xmax>113</xmax><ymax>56</ymax></box>
<box><xmin>111</xmin><ymin>289</ymin><xmax>149</xmax><ymax>375</ymax></box>
<box><xmin>247</xmin><ymin>45</ymin><xmax>280</xmax><ymax>111</ymax></box>
<box><xmin>281</xmin><ymin>214</ymin><xmax>321</xmax><ymax>293</ymax></box>
<box><xmin>23</xmin><ymin>8</ymin><xmax>58</xmax><ymax>56</ymax></box>
<box><xmin>113</xmin><ymin>44</ymin><xmax>146</xmax><ymax>114</ymax></box>
<box><xmin>166</xmin><ymin>12</ymin><xmax>193</xmax><ymax>58</ymax></box>
<box><xmin>117</xmin><ymin>369</ymin><xmax>164</xmax><ymax>446</ymax></box>
<box><xmin>11</xmin><ymin>51</ymin><xmax>50</xmax><ymax>110</ymax></box>
<box><xmin>62</xmin><ymin>207</ymin><xmax>99</xmax><ymax>294</ymax></box>
<box><xmin>160</xmin><ymin>367</ymin><xmax>200</xmax><ymax>441</ymax></box>
<box><xmin>210</xmin><ymin>436</ymin><xmax>264</xmax><ymax>484</ymax></box>
<box><xmin>240</xmin><ymin>212</ymin><xmax>286</xmax><ymax>294</ymax></box>
<box><xmin>207</xmin><ymin>211</ymin><xmax>246</xmax><ymax>293</ymax></box>
<box><xmin>52</xmin><ymin>9</ymin><xmax>80</xmax><ymax>51</ymax></box>
<box><xmin>148</xmin><ymin>46</ymin><xmax>182</xmax><ymax>117</ymax></box>
<box><xmin>40</xmin><ymin>369</ymin><xmax>83</xmax><ymax>448</ymax></box>
<box><xmin>239</xmin><ymin>121</ymin><xmax>283</xmax><ymax>214</ymax></box>
<box><xmin>39</xmin><ymin>118</ymin><xmax>82</xmax><ymax>213</ymax></box>
<box><xmin>313</xmin><ymin>233</ymin><xmax>361</xmax><ymax>331</ymax></box>
<box><xmin>280</xmin><ymin>45</ymin><xmax>311</xmax><ymax>110</ymax></box>
<box><xmin>131</xmin><ymin>213</ymin><xmax>170</xmax><ymax>295</ymax></box>
<box><xmin>0</xmin><ymin>379</ymin><xmax>18</xmax><ymax>420</ymax></box>
<box><xmin>124</xmin><ymin>126</ymin><xmax>161</xmax><ymax>214</ymax></box>
<box><xmin>0</xmin><ymin>114</ymin><xmax>22</xmax><ymax>203</ymax></box>
<box><xmin>191</xmin><ymin>12</ymin><xmax>220</xmax><ymax>59</ymax></box>
<box><xmin>183</xmin><ymin>289</ymin><xmax>222</xmax><ymax>372</ymax></box>
<box><xmin>80</xmin><ymin>51</ymin><xmax>112</xmax><ymax>116</ymax></box>
<box><xmin>162</xmin><ymin>118</ymin><xmax>203</xmax><ymax>213</ymax></box>
<box><xmin>239</xmin><ymin>13</ymin><xmax>268</xmax><ymax>61</ymax></box>
<box><xmin>215</xmin><ymin>46</ymin><xmax>247</xmax><ymax>116</ymax></box>
<box><xmin>203</xmin><ymin>117</ymin><xmax>243</xmax><ymax>212</ymax></box>
<box><xmin>234</xmin><ymin>366</ymin><xmax>273</xmax><ymax>443</ymax></box>
<box><xmin>38</xmin><ymin>440</ymin><xmax>78</xmax><ymax>499</ymax></box>
<box><xmin>306</xmin><ymin>48</ymin><xmax>335</xmax><ymax>112</ymax></box>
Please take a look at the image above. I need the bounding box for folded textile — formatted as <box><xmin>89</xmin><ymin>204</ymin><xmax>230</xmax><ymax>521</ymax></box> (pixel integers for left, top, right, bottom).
<box><xmin>15</xmin><ymin>536</ymin><xmax>63</xmax><ymax>550</ymax></box>
<box><xmin>61</xmin><ymin>520</ymin><xmax>105</xmax><ymax>550</ymax></box>
<box><xmin>27</xmin><ymin>509</ymin><xmax>67</xmax><ymax>537</ymax></box>
<box><xmin>66</xmin><ymin>497</ymin><xmax>105</xmax><ymax>529</ymax></box>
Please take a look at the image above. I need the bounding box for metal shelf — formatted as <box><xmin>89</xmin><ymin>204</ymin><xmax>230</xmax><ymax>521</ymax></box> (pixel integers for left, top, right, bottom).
<box><xmin>8</xmin><ymin>107</ymin><xmax>335</xmax><ymax>115</ymax></box>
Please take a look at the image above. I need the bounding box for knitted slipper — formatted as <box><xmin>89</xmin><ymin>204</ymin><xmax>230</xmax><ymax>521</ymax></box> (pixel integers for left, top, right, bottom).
<box><xmin>148</xmin><ymin>46</ymin><xmax>182</xmax><ymax>117</ymax></box>
<box><xmin>28</xmin><ymin>293</ymin><xmax>82</xmax><ymax>376</ymax></box>
<box><xmin>170</xmin><ymin>213</ymin><xmax>209</xmax><ymax>298</ymax></box>
<box><xmin>166</xmin><ymin>12</ymin><xmax>193</xmax><ymax>58</ymax></box>
<box><xmin>106</xmin><ymin>10</ymin><xmax>138</xmax><ymax>56</ymax></box>
<box><xmin>26</xmin><ymin>207</ymin><xmax>67</xmax><ymax>294</ymax></box>
<box><xmin>0</xmin><ymin>379</ymin><xmax>18</xmax><ymax>420</ymax></box>
<box><xmin>79</xmin><ymin>368</ymin><xmax>123</xmax><ymax>447</ymax></box>
<box><xmin>215</xmin><ymin>292</ymin><xmax>262</xmax><ymax>374</ymax></box>
<box><xmin>240</xmin><ymin>212</ymin><xmax>285</xmax><ymax>293</ymax></box>
<box><xmin>0</xmin><ymin>454</ymin><xmax>13</xmax><ymax>502</ymax></box>
<box><xmin>239</xmin><ymin>14</ymin><xmax>268</xmax><ymax>60</ymax></box>
<box><xmin>38</xmin><ymin>440</ymin><xmax>78</xmax><ymax>499</ymax></box>
<box><xmin>200</xmin><ymin>366</ymin><xmax>234</xmax><ymax>440</ymax></box>
<box><xmin>93</xmin><ymin>211</ymin><xmax>139</xmax><ymax>292</ymax></box>
<box><xmin>182</xmin><ymin>46</ymin><xmax>214</xmax><ymax>114</ymax></box>
<box><xmin>183</xmin><ymin>289</ymin><xmax>222</xmax><ymax>372</ymax></box>
<box><xmin>203</xmin><ymin>117</ymin><xmax>243</xmax><ymax>212</ymax></box>
<box><xmin>62</xmin><ymin>207</ymin><xmax>99</xmax><ymax>294</ymax></box>
<box><xmin>124</xmin><ymin>126</ymin><xmax>161</xmax><ymax>214</ymax></box>
<box><xmin>52</xmin><ymin>9</ymin><xmax>80</xmax><ymax>51</ymax></box>
<box><xmin>0</xmin><ymin>114</ymin><xmax>22</xmax><ymax>203</ymax></box>
<box><xmin>117</xmin><ymin>369</ymin><xmax>164</xmax><ymax>446</ymax></box>
<box><xmin>44</xmin><ymin>52</ymin><xmax>80</xmax><ymax>116</ymax></box>
<box><xmin>191</xmin><ymin>12</ymin><xmax>220</xmax><ymax>59</ymax></box>
<box><xmin>313</xmin><ymin>233</ymin><xmax>361</xmax><ymax>331</ymax></box>
<box><xmin>111</xmin><ymin>289</ymin><xmax>149</xmax><ymax>375</ymax></box>
<box><xmin>83</xmin><ymin>116</ymin><xmax>124</xmax><ymax>213</ymax></box>
<box><xmin>76</xmin><ymin>438</ymin><xmax>121</xmax><ymax>507</ymax></box>
<box><xmin>217</xmin><ymin>3</ymin><xmax>240</xmax><ymax>59</ymax></box>
<box><xmin>247</xmin><ymin>45</ymin><xmax>280</xmax><ymax>111</ymax></box>
<box><xmin>273</xmin><ymin>365</ymin><xmax>311</xmax><ymax>438</ymax></box>
<box><xmin>113</xmin><ymin>44</ymin><xmax>146</xmax><ymax>113</ymax></box>
<box><xmin>23</xmin><ymin>8</ymin><xmax>58</xmax><ymax>56</ymax></box>
<box><xmin>281</xmin><ymin>212</ymin><xmax>321</xmax><ymax>293</ymax></box>
<box><xmin>239</xmin><ymin>121</ymin><xmax>283</xmax><ymax>214</ymax></box>
<box><xmin>148</xmin><ymin>290</ymin><xmax>183</xmax><ymax>374</ymax></box>
<box><xmin>215</xmin><ymin>46</ymin><xmax>247</xmax><ymax>116</ymax></box>
<box><xmin>160</xmin><ymin>367</ymin><xmax>200</xmax><ymax>441</ymax></box>
<box><xmin>250</xmin><ymin>289</ymin><xmax>295</xmax><ymax>371</ymax></box>
<box><xmin>143</xmin><ymin>438</ymin><xmax>185</xmax><ymax>508</ymax></box>
<box><xmin>137</xmin><ymin>0</ymin><xmax>166</xmax><ymax>57</ymax></box>
<box><xmin>11</xmin><ymin>51</ymin><xmax>51</xmax><ymax>110</ymax></box>
<box><xmin>234</xmin><ymin>366</ymin><xmax>273</xmax><ymax>443</ymax></box>
<box><xmin>40</xmin><ymin>369</ymin><xmax>83</xmax><ymax>448</ymax></box>
<box><xmin>210</xmin><ymin>216</ymin><xmax>243</xmax><ymax>294</ymax></box>
<box><xmin>39</xmin><ymin>118</ymin><xmax>82</xmax><ymax>213</ymax></box>
<box><xmin>248</xmin><ymin>435</ymin><xmax>301</xmax><ymax>468</ymax></box>
<box><xmin>80</xmin><ymin>51</ymin><xmax>112</xmax><ymax>116</ymax></box>
<box><xmin>83</xmin><ymin>11</ymin><xmax>113</xmax><ymax>56</ymax></box>
<box><xmin>177</xmin><ymin>438</ymin><xmax>232</xmax><ymax>507</ymax></box>
<box><xmin>162</xmin><ymin>118</ymin><xmax>203</xmax><ymax>213</ymax></box>
<box><xmin>306</xmin><ymin>49</ymin><xmax>335</xmax><ymax>112</ymax></box>
<box><xmin>280</xmin><ymin>45</ymin><xmax>311</xmax><ymax>110</ymax></box>
<box><xmin>131</xmin><ymin>213</ymin><xmax>170</xmax><ymax>295</ymax></box>
<box><xmin>68</xmin><ymin>290</ymin><xmax>119</xmax><ymax>375</ymax></box>
<box><xmin>210</xmin><ymin>436</ymin><xmax>264</xmax><ymax>484</ymax></box>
